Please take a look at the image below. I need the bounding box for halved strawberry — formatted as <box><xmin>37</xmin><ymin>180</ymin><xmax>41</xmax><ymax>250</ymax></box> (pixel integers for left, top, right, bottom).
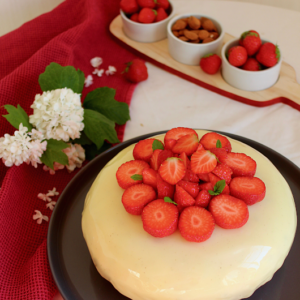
<box><xmin>208</xmin><ymin>173</ymin><xmax>230</xmax><ymax>195</ymax></box>
<box><xmin>122</xmin><ymin>184</ymin><xmax>156</xmax><ymax>215</ymax></box>
<box><xmin>209</xmin><ymin>148</ymin><xmax>228</xmax><ymax>160</ymax></box>
<box><xmin>172</xmin><ymin>134</ymin><xmax>199</xmax><ymax>156</ymax></box>
<box><xmin>164</xmin><ymin>127</ymin><xmax>198</xmax><ymax>144</ymax></box>
<box><xmin>195</xmin><ymin>190</ymin><xmax>211</xmax><ymax>208</ymax></box>
<box><xmin>212</xmin><ymin>164</ymin><xmax>233</xmax><ymax>184</ymax></box>
<box><xmin>230</xmin><ymin>176</ymin><xmax>266</xmax><ymax>205</ymax></box>
<box><xmin>198</xmin><ymin>173</ymin><xmax>210</xmax><ymax>182</ymax></box>
<box><xmin>157</xmin><ymin>149</ymin><xmax>174</xmax><ymax>167</ymax></box>
<box><xmin>158</xmin><ymin>157</ymin><xmax>186</xmax><ymax>185</ymax></box>
<box><xmin>142</xmin><ymin>199</ymin><xmax>179</xmax><ymax>237</ymax></box>
<box><xmin>179</xmin><ymin>152</ymin><xmax>189</xmax><ymax>167</ymax></box>
<box><xmin>209</xmin><ymin>194</ymin><xmax>249</xmax><ymax>229</ymax></box>
<box><xmin>177</xmin><ymin>180</ymin><xmax>200</xmax><ymax>198</ymax></box>
<box><xmin>133</xmin><ymin>138</ymin><xmax>164</xmax><ymax>162</ymax></box>
<box><xmin>157</xmin><ymin>173</ymin><xmax>175</xmax><ymax>199</ymax></box>
<box><xmin>178</xmin><ymin>206</ymin><xmax>215</xmax><ymax>242</ymax></box>
<box><xmin>219</xmin><ymin>152</ymin><xmax>256</xmax><ymax>177</ymax></box>
<box><xmin>174</xmin><ymin>185</ymin><xmax>196</xmax><ymax>207</ymax></box>
<box><xmin>196</xmin><ymin>143</ymin><xmax>204</xmax><ymax>152</ymax></box>
<box><xmin>165</xmin><ymin>139</ymin><xmax>176</xmax><ymax>151</ymax></box>
<box><xmin>150</xmin><ymin>149</ymin><xmax>162</xmax><ymax>170</ymax></box>
<box><xmin>142</xmin><ymin>168</ymin><xmax>157</xmax><ymax>190</ymax></box>
<box><xmin>200</xmin><ymin>132</ymin><xmax>232</xmax><ymax>152</ymax></box>
<box><xmin>180</xmin><ymin>152</ymin><xmax>199</xmax><ymax>183</ymax></box>
<box><xmin>116</xmin><ymin>160</ymin><xmax>150</xmax><ymax>189</ymax></box>
<box><xmin>190</xmin><ymin>150</ymin><xmax>217</xmax><ymax>174</ymax></box>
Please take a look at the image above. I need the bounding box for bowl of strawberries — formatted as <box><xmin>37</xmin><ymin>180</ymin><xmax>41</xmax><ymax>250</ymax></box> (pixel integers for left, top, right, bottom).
<box><xmin>120</xmin><ymin>0</ymin><xmax>174</xmax><ymax>43</ymax></box>
<box><xmin>221</xmin><ymin>30</ymin><xmax>282</xmax><ymax>91</ymax></box>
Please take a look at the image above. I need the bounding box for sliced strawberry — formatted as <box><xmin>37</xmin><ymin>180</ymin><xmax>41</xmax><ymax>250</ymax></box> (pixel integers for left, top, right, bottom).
<box><xmin>180</xmin><ymin>153</ymin><xmax>199</xmax><ymax>183</ymax></box>
<box><xmin>190</xmin><ymin>150</ymin><xmax>217</xmax><ymax>174</ymax></box>
<box><xmin>208</xmin><ymin>173</ymin><xmax>230</xmax><ymax>195</ymax></box>
<box><xmin>174</xmin><ymin>185</ymin><xmax>196</xmax><ymax>208</ymax></box>
<box><xmin>177</xmin><ymin>180</ymin><xmax>200</xmax><ymax>198</ymax></box>
<box><xmin>179</xmin><ymin>152</ymin><xmax>189</xmax><ymax>167</ymax></box>
<box><xmin>172</xmin><ymin>134</ymin><xmax>199</xmax><ymax>156</ymax></box>
<box><xmin>133</xmin><ymin>138</ymin><xmax>164</xmax><ymax>162</ymax></box>
<box><xmin>157</xmin><ymin>149</ymin><xmax>174</xmax><ymax>167</ymax></box>
<box><xmin>209</xmin><ymin>194</ymin><xmax>249</xmax><ymax>229</ymax></box>
<box><xmin>219</xmin><ymin>152</ymin><xmax>257</xmax><ymax>177</ymax></box>
<box><xmin>178</xmin><ymin>206</ymin><xmax>215</xmax><ymax>242</ymax></box>
<box><xmin>165</xmin><ymin>139</ymin><xmax>176</xmax><ymax>151</ymax></box>
<box><xmin>158</xmin><ymin>157</ymin><xmax>186</xmax><ymax>185</ymax></box>
<box><xmin>150</xmin><ymin>149</ymin><xmax>162</xmax><ymax>170</ymax></box>
<box><xmin>142</xmin><ymin>199</ymin><xmax>179</xmax><ymax>237</ymax></box>
<box><xmin>116</xmin><ymin>160</ymin><xmax>150</xmax><ymax>189</ymax></box>
<box><xmin>122</xmin><ymin>184</ymin><xmax>156</xmax><ymax>215</ymax></box>
<box><xmin>199</xmin><ymin>182</ymin><xmax>214</xmax><ymax>191</ymax></box>
<box><xmin>200</xmin><ymin>132</ymin><xmax>232</xmax><ymax>152</ymax></box>
<box><xmin>142</xmin><ymin>168</ymin><xmax>157</xmax><ymax>190</ymax></box>
<box><xmin>212</xmin><ymin>164</ymin><xmax>233</xmax><ymax>184</ymax></box>
<box><xmin>230</xmin><ymin>176</ymin><xmax>266</xmax><ymax>205</ymax></box>
<box><xmin>196</xmin><ymin>143</ymin><xmax>204</xmax><ymax>152</ymax></box>
<box><xmin>209</xmin><ymin>147</ymin><xmax>228</xmax><ymax>160</ymax></box>
<box><xmin>164</xmin><ymin>127</ymin><xmax>198</xmax><ymax>144</ymax></box>
<box><xmin>195</xmin><ymin>190</ymin><xmax>211</xmax><ymax>208</ymax></box>
<box><xmin>157</xmin><ymin>173</ymin><xmax>175</xmax><ymax>199</ymax></box>
<box><xmin>198</xmin><ymin>173</ymin><xmax>210</xmax><ymax>182</ymax></box>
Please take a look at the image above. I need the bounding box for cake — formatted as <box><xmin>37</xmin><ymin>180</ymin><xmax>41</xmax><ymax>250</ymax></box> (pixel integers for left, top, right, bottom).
<box><xmin>82</xmin><ymin>129</ymin><xmax>297</xmax><ymax>300</ymax></box>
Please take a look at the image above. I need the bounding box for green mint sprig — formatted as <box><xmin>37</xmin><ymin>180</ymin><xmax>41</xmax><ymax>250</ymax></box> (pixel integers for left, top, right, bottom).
<box><xmin>208</xmin><ymin>180</ymin><xmax>226</xmax><ymax>196</ymax></box>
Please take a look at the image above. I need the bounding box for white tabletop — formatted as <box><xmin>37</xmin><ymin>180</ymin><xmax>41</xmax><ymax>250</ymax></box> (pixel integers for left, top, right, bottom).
<box><xmin>1</xmin><ymin>0</ymin><xmax>300</xmax><ymax>170</ymax></box>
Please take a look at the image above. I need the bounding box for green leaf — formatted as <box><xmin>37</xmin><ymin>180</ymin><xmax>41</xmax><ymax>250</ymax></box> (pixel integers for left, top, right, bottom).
<box><xmin>83</xmin><ymin>87</ymin><xmax>130</xmax><ymax>125</ymax></box>
<box><xmin>2</xmin><ymin>104</ymin><xmax>33</xmax><ymax>131</ymax></box>
<box><xmin>209</xmin><ymin>180</ymin><xmax>226</xmax><ymax>196</ymax></box>
<box><xmin>38</xmin><ymin>62</ymin><xmax>84</xmax><ymax>94</ymax></box>
<box><xmin>83</xmin><ymin>141</ymin><xmax>111</xmax><ymax>161</ymax></box>
<box><xmin>40</xmin><ymin>139</ymin><xmax>70</xmax><ymax>169</ymax></box>
<box><xmin>164</xmin><ymin>197</ymin><xmax>178</xmax><ymax>205</ymax></box>
<box><xmin>216</xmin><ymin>139</ymin><xmax>222</xmax><ymax>148</ymax></box>
<box><xmin>71</xmin><ymin>131</ymin><xmax>93</xmax><ymax>145</ymax></box>
<box><xmin>131</xmin><ymin>174</ymin><xmax>143</xmax><ymax>181</ymax></box>
<box><xmin>152</xmin><ymin>140</ymin><xmax>164</xmax><ymax>151</ymax></box>
<box><xmin>83</xmin><ymin>109</ymin><xmax>120</xmax><ymax>149</ymax></box>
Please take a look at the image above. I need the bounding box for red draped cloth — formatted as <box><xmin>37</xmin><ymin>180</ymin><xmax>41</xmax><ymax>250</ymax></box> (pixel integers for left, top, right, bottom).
<box><xmin>0</xmin><ymin>0</ymin><xmax>138</xmax><ymax>298</ymax></box>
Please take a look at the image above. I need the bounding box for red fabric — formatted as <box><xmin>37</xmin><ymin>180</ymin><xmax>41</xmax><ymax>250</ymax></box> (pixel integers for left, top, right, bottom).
<box><xmin>0</xmin><ymin>0</ymin><xmax>138</xmax><ymax>299</ymax></box>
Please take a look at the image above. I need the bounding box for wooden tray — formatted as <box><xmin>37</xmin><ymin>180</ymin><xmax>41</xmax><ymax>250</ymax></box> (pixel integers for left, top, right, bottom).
<box><xmin>110</xmin><ymin>15</ymin><xmax>300</xmax><ymax>111</ymax></box>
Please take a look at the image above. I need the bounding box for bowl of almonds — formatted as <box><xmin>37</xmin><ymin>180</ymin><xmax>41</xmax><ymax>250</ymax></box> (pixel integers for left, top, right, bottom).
<box><xmin>167</xmin><ymin>13</ymin><xmax>224</xmax><ymax>65</ymax></box>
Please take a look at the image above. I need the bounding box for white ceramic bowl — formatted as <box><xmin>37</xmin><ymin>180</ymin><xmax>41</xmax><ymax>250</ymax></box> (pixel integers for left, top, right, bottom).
<box><xmin>167</xmin><ymin>14</ymin><xmax>224</xmax><ymax>66</ymax></box>
<box><xmin>120</xmin><ymin>1</ymin><xmax>175</xmax><ymax>43</ymax></box>
<box><xmin>221</xmin><ymin>38</ymin><xmax>282</xmax><ymax>91</ymax></box>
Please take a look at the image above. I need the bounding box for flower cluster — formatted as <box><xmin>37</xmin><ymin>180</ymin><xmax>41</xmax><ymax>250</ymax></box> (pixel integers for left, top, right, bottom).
<box><xmin>29</xmin><ymin>88</ymin><xmax>84</xmax><ymax>142</ymax></box>
<box><xmin>0</xmin><ymin>124</ymin><xmax>46</xmax><ymax>167</ymax></box>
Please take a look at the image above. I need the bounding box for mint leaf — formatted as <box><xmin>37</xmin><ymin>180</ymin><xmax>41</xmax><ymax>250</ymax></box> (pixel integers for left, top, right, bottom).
<box><xmin>216</xmin><ymin>139</ymin><xmax>222</xmax><ymax>148</ymax></box>
<box><xmin>152</xmin><ymin>140</ymin><xmax>164</xmax><ymax>151</ymax></box>
<box><xmin>40</xmin><ymin>139</ymin><xmax>69</xmax><ymax>169</ymax></box>
<box><xmin>164</xmin><ymin>197</ymin><xmax>177</xmax><ymax>205</ymax></box>
<box><xmin>83</xmin><ymin>109</ymin><xmax>120</xmax><ymax>149</ymax></box>
<box><xmin>39</xmin><ymin>62</ymin><xmax>85</xmax><ymax>94</ymax></box>
<box><xmin>2</xmin><ymin>104</ymin><xmax>33</xmax><ymax>131</ymax></box>
<box><xmin>131</xmin><ymin>174</ymin><xmax>143</xmax><ymax>181</ymax></box>
<box><xmin>209</xmin><ymin>180</ymin><xmax>226</xmax><ymax>196</ymax></box>
<box><xmin>83</xmin><ymin>87</ymin><xmax>130</xmax><ymax>125</ymax></box>
<box><xmin>83</xmin><ymin>141</ymin><xmax>111</xmax><ymax>161</ymax></box>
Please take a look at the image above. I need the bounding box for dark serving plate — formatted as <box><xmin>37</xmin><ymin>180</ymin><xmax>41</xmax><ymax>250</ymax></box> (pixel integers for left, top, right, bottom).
<box><xmin>47</xmin><ymin>130</ymin><xmax>300</xmax><ymax>300</ymax></box>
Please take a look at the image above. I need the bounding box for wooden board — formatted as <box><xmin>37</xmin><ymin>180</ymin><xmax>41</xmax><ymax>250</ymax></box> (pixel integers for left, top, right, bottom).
<box><xmin>110</xmin><ymin>15</ymin><xmax>300</xmax><ymax>111</ymax></box>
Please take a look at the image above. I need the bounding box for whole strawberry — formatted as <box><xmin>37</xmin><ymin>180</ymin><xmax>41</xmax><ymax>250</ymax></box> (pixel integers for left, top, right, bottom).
<box><xmin>242</xmin><ymin>32</ymin><xmax>262</xmax><ymax>56</ymax></box>
<box><xmin>239</xmin><ymin>30</ymin><xmax>260</xmax><ymax>46</ymax></box>
<box><xmin>137</xmin><ymin>0</ymin><xmax>156</xmax><ymax>8</ymax></box>
<box><xmin>124</xmin><ymin>59</ymin><xmax>148</xmax><ymax>83</ymax></box>
<box><xmin>200</xmin><ymin>53</ymin><xmax>222</xmax><ymax>74</ymax></box>
<box><xmin>242</xmin><ymin>57</ymin><xmax>261</xmax><ymax>71</ymax></box>
<box><xmin>227</xmin><ymin>46</ymin><xmax>247</xmax><ymax>67</ymax></box>
<box><xmin>138</xmin><ymin>7</ymin><xmax>156</xmax><ymax>23</ymax></box>
<box><xmin>256</xmin><ymin>42</ymin><xmax>280</xmax><ymax>68</ymax></box>
<box><xmin>155</xmin><ymin>0</ymin><xmax>170</xmax><ymax>10</ymax></box>
<box><xmin>155</xmin><ymin>7</ymin><xmax>168</xmax><ymax>22</ymax></box>
<box><xmin>120</xmin><ymin>0</ymin><xmax>139</xmax><ymax>14</ymax></box>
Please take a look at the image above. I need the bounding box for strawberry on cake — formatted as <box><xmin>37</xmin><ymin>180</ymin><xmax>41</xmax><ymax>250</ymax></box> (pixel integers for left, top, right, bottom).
<box><xmin>82</xmin><ymin>128</ymin><xmax>297</xmax><ymax>300</ymax></box>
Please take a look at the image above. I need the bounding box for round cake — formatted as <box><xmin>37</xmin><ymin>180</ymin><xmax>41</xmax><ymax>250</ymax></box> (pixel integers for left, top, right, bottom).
<box><xmin>82</xmin><ymin>130</ymin><xmax>297</xmax><ymax>300</ymax></box>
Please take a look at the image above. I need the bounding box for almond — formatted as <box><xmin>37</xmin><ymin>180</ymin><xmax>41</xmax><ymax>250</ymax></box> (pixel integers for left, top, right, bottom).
<box><xmin>183</xmin><ymin>29</ymin><xmax>199</xmax><ymax>41</ymax></box>
<box><xmin>202</xmin><ymin>19</ymin><xmax>217</xmax><ymax>32</ymax></box>
<box><xmin>179</xmin><ymin>36</ymin><xmax>189</xmax><ymax>42</ymax></box>
<box><xmin>190</xmin><ymin>38</ymin><xmax>200</xmax><ymax>44</ymax></box>
<box><xmin>172</xmin><ymin>31</ymin><xmax>179</xmax><ymax>37</ymax></box>
<box><xmin>188</xmin><ymin>16</ymin><xmax>201</xmax><ymax>30</ymax></box>
<box><xmin>172</xmin><ymin>19</ymin><xmax>187</xmax><ymax>31</ymax></box>
<box><xmin>202</xmin><ymin>37</ymin><xmax>215</xmax><ymax>43</ymax></box>
<box><xmin>198</xmin><ymin>29</ymin><xmax>209</xmax><ymax>40</ymax></box>
<box><xmin>209</xmin><ymin>32</ymin><xmax>219</xmax><ymax>39</ymax></box>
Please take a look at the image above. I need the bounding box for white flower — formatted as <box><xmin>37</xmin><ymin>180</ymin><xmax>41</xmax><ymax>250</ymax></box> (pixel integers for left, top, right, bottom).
<box><xmin>37</xmin><ymin>193</ymin><xmax>52</xmax><ymax>202</ymax></box>
<box><xmin>29</xmin><ymin>88</ymin><xmax>84</xmax><ymax>142</ymax></box>
<box><xmin>33</xmin><ymin>210</ymin><xmax>49</xmax><ymax>224</ymax></box>
<box><xmin>84</xmin><ymin>75</ymin><xmax>93</xmax><ymax>87</ymax></box>
<box><xmin>106</xmin><ymin>66</ymin><xmax>116</xmax><ymax>76</ymax></box>
<box><xmin>43</xmin><ymin>162</ymin><xmax>65</xmax><ymax>175</ymax></box>
<box><xmin>46</xmin><ymin>201</ymin><xmax>56</xmax><ymax>211</ymax></box>
<box><xmin>92</xmin><ymin>69</ymin><xmax>104</xmax><ymax>77</ymax></box>
<box><xmin>90</xmin><ymin>57</ymin><xmax>103</xmax><ymax>68</ymax></box>
<box><xmin>47</xmin><ymin>187</ymin><xmax>59</xmax><ymax>197</ymax></box>
<box><xmin>26</xmin><ymin>139</ymin><xmax>47</xmax><ymax>168</ymax></box>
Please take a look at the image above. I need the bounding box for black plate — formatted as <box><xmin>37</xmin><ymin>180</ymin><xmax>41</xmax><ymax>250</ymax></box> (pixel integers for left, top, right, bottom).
<box><xmin>47</xmin><ymin>130</ymin><xmax>300</xmax><ymax>300</ymax></box>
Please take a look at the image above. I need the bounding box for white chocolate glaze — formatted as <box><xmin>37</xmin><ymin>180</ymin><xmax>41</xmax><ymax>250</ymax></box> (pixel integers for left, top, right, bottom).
<box><xmin>82</xmin><ymin>130</ymin><xmax>297</xmax><ymax>300</ymax></box>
